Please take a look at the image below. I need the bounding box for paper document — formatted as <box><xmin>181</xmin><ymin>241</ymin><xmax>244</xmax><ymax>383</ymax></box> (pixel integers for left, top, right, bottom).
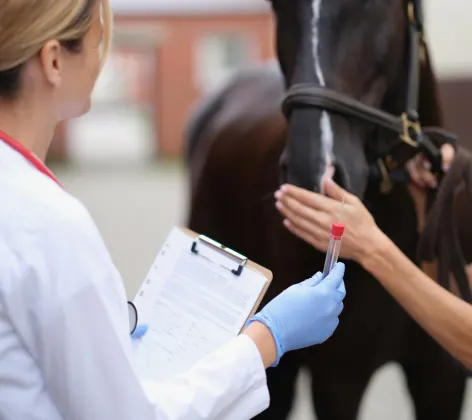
<box><xmin>132</xmin><ymin>227</ymin><xmax>269</xmax><ymax>382</ymax></box>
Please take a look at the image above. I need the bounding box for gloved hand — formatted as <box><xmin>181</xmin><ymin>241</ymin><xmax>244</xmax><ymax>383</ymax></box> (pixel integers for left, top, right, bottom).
<box><xmin>246</xmin><ymin>262</ymin><xmax>346</xmax><ymax>367</ymax></box>
<box><xmin>131</xmin><ymin>324</ymin><xmax>149</xmax><ymax>341</ymax></box>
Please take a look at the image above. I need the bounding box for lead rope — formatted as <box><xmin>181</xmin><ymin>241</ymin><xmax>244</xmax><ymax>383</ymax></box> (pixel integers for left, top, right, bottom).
<box><xmin>418</xmin><ymin>147</ymin><xmax>472</xmax><ymax>303</ymax></box>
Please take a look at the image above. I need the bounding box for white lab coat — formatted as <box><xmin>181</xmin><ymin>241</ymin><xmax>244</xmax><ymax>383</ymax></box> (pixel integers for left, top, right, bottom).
<box><xmin>0</xmin><ymin>140</ymin><xmax>270</xmax><ymax>420</ymax></box>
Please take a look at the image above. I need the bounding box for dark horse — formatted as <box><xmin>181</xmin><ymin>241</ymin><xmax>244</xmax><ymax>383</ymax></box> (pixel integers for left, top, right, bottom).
<box><xmin>186</xmin><ymin>0</ymin><xmax>471</xmax><ymax>419</ymax></box>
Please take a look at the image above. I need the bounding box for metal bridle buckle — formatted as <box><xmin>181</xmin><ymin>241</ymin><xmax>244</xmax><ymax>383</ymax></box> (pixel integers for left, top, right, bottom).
<box><xmin>400</xmin><ymin>112</ymin><xmax>421</xmax><ymax>148</ymax></box>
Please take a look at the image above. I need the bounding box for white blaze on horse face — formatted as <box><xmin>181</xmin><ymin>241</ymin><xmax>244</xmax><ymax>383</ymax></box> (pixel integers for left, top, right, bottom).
<box><xmin>311</xmin><ymin>0</ymin><xmax>335</xmax><ymax>188</ymax></box>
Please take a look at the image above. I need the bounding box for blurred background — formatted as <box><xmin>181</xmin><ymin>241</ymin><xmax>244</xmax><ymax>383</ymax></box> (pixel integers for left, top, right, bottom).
<box><xmin>51</xmin><ymin>0</ymin><xmax>472</xmax><ymax>418</ymax></box>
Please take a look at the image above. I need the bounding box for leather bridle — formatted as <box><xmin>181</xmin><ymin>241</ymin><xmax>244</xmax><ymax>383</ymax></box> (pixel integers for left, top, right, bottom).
<box><xmin>281</xmin><ymin>0</ymin><xmax>457</xmax><ymax>195</ymax></box>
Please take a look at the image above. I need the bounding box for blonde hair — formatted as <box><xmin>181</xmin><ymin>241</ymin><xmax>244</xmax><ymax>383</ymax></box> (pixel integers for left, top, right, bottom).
<box><xmin>0</xmin><ymin>0</ymin><xmax>112</xmax><ymax>93</ymax></box>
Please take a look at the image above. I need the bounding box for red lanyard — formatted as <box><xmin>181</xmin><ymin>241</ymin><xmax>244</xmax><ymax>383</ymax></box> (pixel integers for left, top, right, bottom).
<box><xmin>0</xmin><ymin>129</ymin><xmax>62</xmax><ymax>188</ymax></box>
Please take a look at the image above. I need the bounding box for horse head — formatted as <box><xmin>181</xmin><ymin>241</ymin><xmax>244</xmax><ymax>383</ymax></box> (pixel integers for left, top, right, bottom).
<box><xmin>269</xmin><ymin>0</ymin><xmax>449</xmax><ymax>197</ymax></box>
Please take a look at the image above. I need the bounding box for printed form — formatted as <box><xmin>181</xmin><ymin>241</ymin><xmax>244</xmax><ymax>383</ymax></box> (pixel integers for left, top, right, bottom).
<box><xmin>132</xmin><ymin>227</ymin><xmax>268</xmax><ymax>382</ymax></box>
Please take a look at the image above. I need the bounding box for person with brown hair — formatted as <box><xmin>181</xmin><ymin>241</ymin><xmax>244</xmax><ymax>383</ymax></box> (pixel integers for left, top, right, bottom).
<box><xmin>274</xmin><ymin>145</ymin><xmax>472</xmax><ymax>371</ymax></box>
<box><xmin>0</xmin><ymin>1</ymin><xmax>346</xmax><ymax>419</ymax></box>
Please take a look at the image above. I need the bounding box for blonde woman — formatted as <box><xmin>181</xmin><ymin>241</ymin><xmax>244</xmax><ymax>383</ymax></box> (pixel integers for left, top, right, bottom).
<box><xmin>275</xmin><ymin>145</ymin><xmax>472</xmax><ymax>370</ymax></box>
<box><xmin>0</xmin><ymin>1</ymin><xmax>346</xmax><ymax>419</ymax></box>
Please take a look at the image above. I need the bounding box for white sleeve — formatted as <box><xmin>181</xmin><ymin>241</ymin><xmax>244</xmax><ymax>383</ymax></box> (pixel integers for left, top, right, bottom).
<box><xmin>141</xmin><ymin>334</ymin><xmax>269</xmax><ymax>420</ymax></box>
<box><xmin>11</xmin><ymin>208</ymin><xmax>269</xmax><ymax>420</ymax></box>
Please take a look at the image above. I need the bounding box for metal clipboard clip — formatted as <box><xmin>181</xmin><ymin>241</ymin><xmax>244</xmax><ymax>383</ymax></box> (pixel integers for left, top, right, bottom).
<box><xmin>190</xmin><ymin>235</ymin><xmax>248</xmax><ymax>276</ymax></box>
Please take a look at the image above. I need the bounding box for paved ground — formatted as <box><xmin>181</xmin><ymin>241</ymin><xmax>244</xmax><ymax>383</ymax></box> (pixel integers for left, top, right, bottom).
<box><xmin>55</xmin><ymin>161</ymin><xmax>472</xmax><ymax>420</ymax></box>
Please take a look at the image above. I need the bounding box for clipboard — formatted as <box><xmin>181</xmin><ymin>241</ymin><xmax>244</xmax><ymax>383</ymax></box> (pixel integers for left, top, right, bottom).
<box><xmin>179</xmin><ymin>227</ymin><xmax>273</xmax><ymax>330</ymax></box>
<box><xmin>131</xmin><ymin>226</ymin><xmax>274</xmax><ymax>382</ymax></box>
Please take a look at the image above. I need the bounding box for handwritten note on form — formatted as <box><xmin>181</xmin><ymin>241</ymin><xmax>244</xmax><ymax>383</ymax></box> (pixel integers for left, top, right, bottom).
<box><xmin>132</xmin><ymin>227</ymin><xmax>268</xmax><ymax>383</ymax></box>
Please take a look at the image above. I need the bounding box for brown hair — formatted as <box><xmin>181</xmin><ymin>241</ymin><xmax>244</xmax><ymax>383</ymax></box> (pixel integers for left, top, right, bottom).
<box><xmin>0</xmin><ymin>0</ymin><xmax>112</xmax><ymax>98</ymax></box>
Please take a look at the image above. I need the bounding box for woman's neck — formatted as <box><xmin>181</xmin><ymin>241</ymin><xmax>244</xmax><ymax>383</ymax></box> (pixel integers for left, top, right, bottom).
<box><xmin>0</xmin><ymin>100</ymin><xmax>56</xmax><ymax>162</ymax></box>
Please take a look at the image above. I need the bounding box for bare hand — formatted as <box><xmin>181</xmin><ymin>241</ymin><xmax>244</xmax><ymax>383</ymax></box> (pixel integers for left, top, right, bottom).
<box><xmin>406</xmin><ymin>144</ymin><xmax>455</xmax><ymax>232</ymax></box>
<box><xmin>406</xmin><ymin>144</ymin><xmax>455</xmax><ymax>189</ymax></box>
<box><xmin>275</xmin><ymin>178</ymin><xmax>381</xmax><ymax>262</ymax></box>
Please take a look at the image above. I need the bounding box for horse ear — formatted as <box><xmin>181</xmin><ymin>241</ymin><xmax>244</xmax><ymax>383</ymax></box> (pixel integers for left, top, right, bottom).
<box><xmin>418</xmin><ymin>39</ymin><xmax>444</xmax><ymax>127</ymax></box>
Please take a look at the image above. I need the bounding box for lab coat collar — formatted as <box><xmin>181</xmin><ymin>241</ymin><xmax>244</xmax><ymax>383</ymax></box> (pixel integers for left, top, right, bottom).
<box><xmin>0</xmin><ymin>129</ymin><xmax>62</xmax><ymax>188</ymax></box>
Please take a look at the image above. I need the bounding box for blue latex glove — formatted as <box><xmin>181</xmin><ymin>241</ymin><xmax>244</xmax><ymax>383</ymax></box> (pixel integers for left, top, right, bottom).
<box><xmin>131</xmin><ymin>324</ymin><xmax>148</xmax><ymax>341</ymax></box>
<box><xmin>246</xmin><ymin>262</ymin><xmax>346</xmax><ymax>367</ymax></box>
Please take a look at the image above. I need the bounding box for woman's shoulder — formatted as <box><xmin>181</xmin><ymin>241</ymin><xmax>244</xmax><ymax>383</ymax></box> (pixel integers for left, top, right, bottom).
<box><xmin>0</xmin><ymin>175</ymin><xmax>120</xmax><ymax>304</ymax></box>
<box><xmin>1</xmin><ymin>171</ymin><xmax>94</xmax><ymax>238</ymax></box>
<box><xmin>0</xmin><ymin>146</ymin><xmax>119</xmax><ymax>304</ymax></box>
<box><xmin>0</xmin><ymin>169</ymin><xmax>109</xmax><ymax>275</ymax></box>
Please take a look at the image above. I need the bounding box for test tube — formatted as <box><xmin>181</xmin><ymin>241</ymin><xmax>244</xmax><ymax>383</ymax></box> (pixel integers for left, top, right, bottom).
<box><xmin>322</xmin><ymin>222</ymin><xmax>345</xmax><ymax>279</ymax></box>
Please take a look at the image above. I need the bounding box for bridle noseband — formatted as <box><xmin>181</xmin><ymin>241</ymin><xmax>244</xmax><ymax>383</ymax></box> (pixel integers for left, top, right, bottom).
<box><xmin>281</xmin><ymin>0</ymin><xmax>457</xmax><ymax>195</ymax></box>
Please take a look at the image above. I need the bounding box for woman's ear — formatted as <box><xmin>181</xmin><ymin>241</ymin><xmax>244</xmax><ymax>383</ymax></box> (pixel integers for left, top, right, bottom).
<box><xmin>39</xmin><ymin>40</ymin><xmax>63</xmax><ymax>88</ymax></box>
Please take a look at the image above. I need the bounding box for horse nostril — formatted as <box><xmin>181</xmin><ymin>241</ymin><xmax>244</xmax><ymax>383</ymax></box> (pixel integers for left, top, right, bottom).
<box><xmin>333</xmin><ymin>163</ymin><xmax>352</xmax><ymax>193</ymax></box>
<box><xmin>278</xmin><ymin>151</ymin><xmax>289</xmax><ymax>185</ymax></box>
<box><xmin>333</xmin><ymin>167</ymin><xmax>343</xmax><ymax>186</ymax></box>
<box><xmin>279</xmin><ymin>162</ymin><xmax>288</xmax><ymax>185</ymax></box>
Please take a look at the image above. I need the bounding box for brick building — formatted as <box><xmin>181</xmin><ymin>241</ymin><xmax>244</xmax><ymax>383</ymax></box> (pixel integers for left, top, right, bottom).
<box><xmin>50</xmin><ymin>0</ymin><xmax>275</xmax><ymax>164</ymax></box>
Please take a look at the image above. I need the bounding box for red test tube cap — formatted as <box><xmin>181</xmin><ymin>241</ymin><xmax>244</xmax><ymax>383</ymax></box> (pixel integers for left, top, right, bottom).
<box><xmin>331</xmin><ymin>223</ymin><xmax>345</xmax><ymax>237</ymax></box>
